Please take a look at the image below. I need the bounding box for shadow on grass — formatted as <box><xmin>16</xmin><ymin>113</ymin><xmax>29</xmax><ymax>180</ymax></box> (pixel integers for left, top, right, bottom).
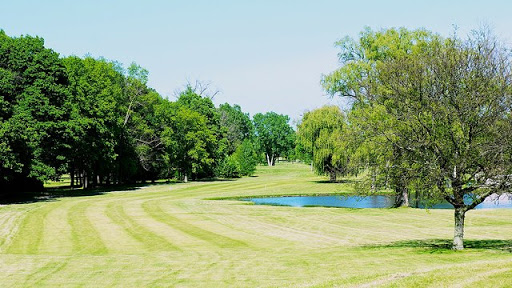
<box><xmin>366</xmin><ymin>239</ymin><xmax>512</xmax><ymax>252</ymax></box>
<box><xmin>313</xmin><ymin>179</ymin><xmax>358</xmax><ymax>184</ymax></box>
<box><xmin>195</xmin><ymin>178</ymin><xmax>236</xmax><ymax>182</ymax></box>
<box><xmin>0</xmin><ymin>182</ymin><xmax>173</xmax><ymax>205</ymax></box>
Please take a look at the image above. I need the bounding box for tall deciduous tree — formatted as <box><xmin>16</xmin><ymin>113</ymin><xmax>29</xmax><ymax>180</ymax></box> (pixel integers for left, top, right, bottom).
<box><xmin>175</xmin><ymin>86</ymin><xmax>225</xmax><ymax>180</ymax></box>
<box><xmin>64</xmin><ymin>56</ymin><xmax>125</xmax><ymax>188</ymax></box>
<box><xmin>0</xmin><ymin>31</ymin><xmax>70</xmax><ymax>192</ymax></box>
<box><xmin>324</xmin><ymin>27</ymin><xmax>512</xmax><ymax>250</ymax></box>
<box><xmin>378</xmin><ymin>29</ymin><xmax>512</xmax><ymax>250</ymax></box>
<box><xmin>253</xmin><ymin>112</ymin><xmax>295</xmax><ymax>166</ymax></box>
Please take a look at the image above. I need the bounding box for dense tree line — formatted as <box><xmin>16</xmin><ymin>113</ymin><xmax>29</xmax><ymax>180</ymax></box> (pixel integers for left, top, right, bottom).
<box><xmin>0</xmin><ymin>31</ymin><xmax>296</xmax><ymax>194</ymax></box>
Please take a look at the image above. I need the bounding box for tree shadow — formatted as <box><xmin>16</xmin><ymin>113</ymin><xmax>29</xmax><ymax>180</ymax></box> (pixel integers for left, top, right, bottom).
<box><xmin>195</xmin><ymin>178</ymin><xmax>236</xmax><ymax>182</ymax></box>
<box><xmin>0</xmin><ymin>182</ymin><xmax>169</xmax><ymax>205</ymax></box>
<box><xmin>366</xmin><ymin>238</ymin><xmax>512</xmax><ymax>252</ymax></box>
<box><xmin>313</xmin><ymin>179</ymin><xmax>357</xmax><ymax>184</ymax></box>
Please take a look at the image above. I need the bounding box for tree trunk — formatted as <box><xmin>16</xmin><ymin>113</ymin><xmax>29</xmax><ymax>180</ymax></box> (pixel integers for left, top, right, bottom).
<box><xmin>266</xmin><ymin>154</ymin><xmax>275</xmax><ymax>166</ymax></box>
<box><xmin>184</xmin><ymin>174</ymin><xmax>188</xmax><ymax>183</ymax></box>
<box><xmin>77</xmin><ymin>171</ymin><xmax>82</xmax><ymax>187</ymax></box>
<box><xmin>394</xmin><ymin>185</ymin><xmax>409</xmax><ymax>207</ymax></box>
<box><xmin>83</xmin><ymin>171</ymin><xmax>88</xmax><ymax>189</ymax></box>
<box><xmin>453</xmin><ymin>207</ymin><xmax>466</xmax><ymax>250</ymax></box>
<box><xmin>371</xmin><ymin>169</ymin><xmax>376</xmax><ymax>192</ymax></box>
<box><xmin>329</xmin><ymin>171</ymin><xmax>336</xmax><ymax>182</ymax></box>
<box><xmin>402</xmin><ymin>187</ymin><xmax>409</xmax><ymax>207</ymax></box>
<box><xmin>70</xmin><ymin>169</ymin><xmax>75</xmax><ymax>189</ymax></box>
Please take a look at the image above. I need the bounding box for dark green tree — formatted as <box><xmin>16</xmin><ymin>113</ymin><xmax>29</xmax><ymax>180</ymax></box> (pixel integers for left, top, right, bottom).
<box><xmin>232</xmin><ymin>139</ymin><xmax>258</xmax><ymax>176</ymax></box>
<box><xmin>0</xmin><ymin>31</ymin><xmax>70</xmax><ymax>193</ymax></box>
<box><xmin>253</xmin><ymin>112</ymin><xmax>295</xmax><ymax>166</ymax></box>
<box><xmin>169</xmin><ymin>103</ymin><xmax>217</xmax><ymax>182</ymax></box>
<box><xmin>174</xmin><ymin>86</ymin><xmax>225</xmax><ymax>180</ymax></box>
<box><xmin>64</xmin><ymin>56</ymin><xmax>126</xmax><ymax>188</ymax></box>
<box><xmin>218</xmin><ymin>103</ymin><xmax>253</xmax><ymax>154</ymax></box>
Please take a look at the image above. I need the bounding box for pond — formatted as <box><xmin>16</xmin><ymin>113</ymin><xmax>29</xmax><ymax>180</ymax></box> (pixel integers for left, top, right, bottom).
<box><xmin>243</xmin><ymin>194</ymin><xmax>512</xmax><ymax>209</ymax></box>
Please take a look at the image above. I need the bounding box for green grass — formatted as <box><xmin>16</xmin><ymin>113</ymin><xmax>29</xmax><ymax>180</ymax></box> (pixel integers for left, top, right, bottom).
<box><xmin>0</xmin><ymin>163</ymin><xmax>511</xmax><ymax>287</ymax></box>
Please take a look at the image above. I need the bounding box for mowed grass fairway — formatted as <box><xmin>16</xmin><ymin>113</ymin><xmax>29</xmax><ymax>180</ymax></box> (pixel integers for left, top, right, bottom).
<box><xmin>1</xmin><ymin>163</ymin><xmax>512</xmax><ymax>287</ymax></box>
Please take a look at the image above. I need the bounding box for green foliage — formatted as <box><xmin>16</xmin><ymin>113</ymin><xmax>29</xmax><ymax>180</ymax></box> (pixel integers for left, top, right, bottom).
<box><xmin>218</xmin><ymin>103</ymin><xmax>253</xmax><ymax>154</ymax></box>
<box><xmin>216</xmin><ymin>155</ymin><xmax>241</xmax><ymax>178</ymax></box>
<box><xmin>0</xmin><ymin>31</ymin><xmax>70</xmax><ymax>192</ymax></box>
<box><xmin>324</xmin><ymin>26</ymin><xmax>512</xmax><ymax>248</ymax></box>
<box><xmin>253</xmin><ymin>112</ymin><xmax>295</xmax><ymax>166</ymax></box>
<box><xmin>0</xmin><ymin>29</ymin><xmax>315</xmax><ymax>193</ymax></box>
<box><xmin>64</xmin><ymin>56</ymin><xmax>127</xmax><ymax>186</ymax></box>
<box><xmin>322</xmin><ymin>27</ymin><xmax>438</xmax><ymax>194</ymax></box>
<box><xmin>174</xmin><ymin>86</ymin><xmax>225</xmax><ymax>179</ymax></box>
<box><xmin>296</xmin><ymin>106</ymin><xmax>348</xmax><ymax>181</ymax></box>
<box><xmin>232</xmin><ymin>139</ymin><xmax>258</xmax><ymax>176</ymax></box>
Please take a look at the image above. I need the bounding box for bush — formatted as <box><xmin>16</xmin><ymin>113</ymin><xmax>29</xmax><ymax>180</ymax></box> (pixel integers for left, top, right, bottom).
<box><xmin>232</xmin><ymin>140</ymin><xmax>258</xmax><ymax>176</ymax></box>
<box><xmin>216</xmin><ymin>156</ymin><xmax>241</xmax><ymax>178</ymax></box>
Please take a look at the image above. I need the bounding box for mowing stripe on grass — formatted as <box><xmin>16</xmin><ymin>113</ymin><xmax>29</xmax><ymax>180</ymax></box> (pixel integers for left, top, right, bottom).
<box><xmin>39</xmin><ymin>201</ymin><xmax>74</xmax><ymax>255</ymax></box>
<box><xmin>86</xmin><ymin>199</ymin><xmax>147</xmax><ymax>254</ymax></box>
<box><xmin>105</xmin><ymin>202</ymin><xmax>179</xmax><ymax>251</ymax></box>
<box><xmin>0</xmin><ymin>210</ymin><xmax>25</xmax><ymax>252</ymax></box>
<box><xmin>6</xmin><ymin>204</ymin><xmax>54</xmax><ymax>254</ymax></box>
<box><xmin>23</xmin><ymin>259</ymin><xmax>68</xmax><ymax>286</ymax></box>
<box><xmin>67</xmin><ymin>200</ymin><xmax>107</xmax><ymax>255</ymax></box>
<box><xmin>142</xmin><ymin>200</ymin><xmax>247</xmax><ymax>248</ymax></box>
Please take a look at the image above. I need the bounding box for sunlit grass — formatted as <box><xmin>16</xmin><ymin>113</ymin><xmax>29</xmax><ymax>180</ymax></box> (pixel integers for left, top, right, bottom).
<box><xmin>1</xmin><ymin>163</ymin><xmax>511</xmax><ymax>287</ymax></box>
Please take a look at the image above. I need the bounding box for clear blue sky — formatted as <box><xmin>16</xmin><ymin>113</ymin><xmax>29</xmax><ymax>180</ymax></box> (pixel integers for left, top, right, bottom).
<box><xmin>2</xmin><ymin>0</ymin><xmax>511</xmax><ymax>122</ymax></box>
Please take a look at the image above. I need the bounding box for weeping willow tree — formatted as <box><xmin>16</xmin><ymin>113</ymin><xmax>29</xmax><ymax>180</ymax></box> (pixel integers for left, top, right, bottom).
<box><xmin>296</xmin><ymin>106</ymin><xmax>349</xmax><ymax>182</ymax></box>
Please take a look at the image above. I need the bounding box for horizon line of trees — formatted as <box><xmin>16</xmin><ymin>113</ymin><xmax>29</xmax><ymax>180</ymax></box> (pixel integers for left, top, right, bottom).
<box><xmin>3</xmin><ymin>26</ymin><xmax>511</xmax><ymax>251</ymax></box>
<box><xmin>0</xmin><ymin>30</ymin><xmax>296</xmax><ymax>193</ymax></box>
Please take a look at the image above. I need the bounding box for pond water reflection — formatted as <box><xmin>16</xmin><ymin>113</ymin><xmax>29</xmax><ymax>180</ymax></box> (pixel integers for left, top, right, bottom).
<box><xmin>244</xmin><ymin>194</ymin><xmax>512</xmax><ymax>209</ymax></box>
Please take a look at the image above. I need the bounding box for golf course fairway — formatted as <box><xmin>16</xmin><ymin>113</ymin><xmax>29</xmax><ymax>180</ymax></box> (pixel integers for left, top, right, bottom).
<box><xmin>0</xmin><ymin>163</ymin><xmax>511</xmax><ymax>287</ymax></box>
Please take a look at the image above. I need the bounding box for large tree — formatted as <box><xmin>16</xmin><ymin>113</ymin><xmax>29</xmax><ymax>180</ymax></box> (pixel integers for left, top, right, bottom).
<box><xmin>64</xmin><ymin>56</ymin><xmax>126</xmax><ymax>188</ymax></box>
<box><xmin>322</xmin><ymin>27</ymin><xmax>435</xmax><ymax>206</ymax></box>
<box><xmin>253</xmin><ymin>112</ymin><xmax>295</xmax><ymax>166</ymax></box>
<box><xmin>296</xmin><ymin>106</ymin><xmax>348</xmax><ymax>181</ymax></box>
<box><xmin>174</xmin><ymin>86</ymin><xmax>225</xmax><ymax>180</ymax></box>
<box><xmin>324</xmin><ymin>27</ymin><xmax>512</xmax><ymax>250</ymax></box>
<box><xmin>0</xmin><ymin>31</ymin><xmax>70</xmax><ymax>192</ymax></box>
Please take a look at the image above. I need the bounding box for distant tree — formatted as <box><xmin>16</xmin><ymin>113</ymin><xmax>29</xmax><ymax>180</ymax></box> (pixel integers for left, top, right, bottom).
<box><xmin>175</xmin><ymin>86</ymin><xmax>225</xmax><ymax>180</ymax></box>
<box><xmin>218</xmin><ymin>103</ymin><xmax>253</xmax><ymax>154</ymax></box>
<box><xmin>296</xmin><ymin>106</ymin><xmax>348</xmax><ymax>182</ymax></box>
<box><xmin>0</xmin><ymin>31</ymin><xmax>70</xmax><ymax>193</ymax></box>
<box><xmin>253</xmin><ymin>112</ymin><xmax>295</xmax><ymax>166</ymax></box>
<box><xmin>171</xmin><ymin>104</ymin><xmax>217</xmax><ymax>182</ymax></box>
<box><xmin>232</xmin><ymin>139</ymin><xmax>258</xmax><ymax>176</ymax></box>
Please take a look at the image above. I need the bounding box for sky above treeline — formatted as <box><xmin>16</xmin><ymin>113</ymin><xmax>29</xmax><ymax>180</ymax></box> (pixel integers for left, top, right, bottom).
<box><xmin>2</xmin><ymin>0</ymin><xmax>512</xmax><ymax>122</ymax></box>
